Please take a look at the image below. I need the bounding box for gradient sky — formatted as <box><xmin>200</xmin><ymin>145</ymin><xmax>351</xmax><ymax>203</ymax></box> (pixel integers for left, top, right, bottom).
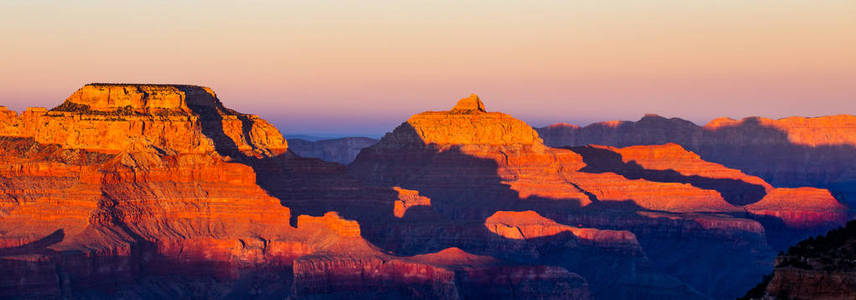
<box><xmin>1</xmin><ymin>1</ymin><xmax>854</xmax><ymax>137</ymax></box>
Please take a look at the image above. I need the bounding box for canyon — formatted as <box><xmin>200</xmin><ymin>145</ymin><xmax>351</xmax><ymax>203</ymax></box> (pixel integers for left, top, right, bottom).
<box><xmin>536</xmin><ymin>114</ymin><xmax>856</xmax><ymax>211</ymax></box>
<box><xmin>0</xmin><ymin>85</ymin><xmax>850</xmax><ymax>299</ymax></box>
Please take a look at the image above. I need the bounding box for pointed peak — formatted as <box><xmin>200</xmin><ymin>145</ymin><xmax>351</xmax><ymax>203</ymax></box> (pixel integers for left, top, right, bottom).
<box><xmin>450</xmin><ymin>94</ymin><xmax>486</xmax><ymax>113</ymax></box>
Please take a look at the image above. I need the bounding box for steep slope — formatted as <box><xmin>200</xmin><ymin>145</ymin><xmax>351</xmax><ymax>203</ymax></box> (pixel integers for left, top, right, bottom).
<box><xmin>0</xmin><ymin>84</ymin><xmax>313</xmax><ymax>298</ymax></box>
<box><xmin>742</xmin><ymin>220</ymin><xmax>856</xmax><ymax>300</ymax></box>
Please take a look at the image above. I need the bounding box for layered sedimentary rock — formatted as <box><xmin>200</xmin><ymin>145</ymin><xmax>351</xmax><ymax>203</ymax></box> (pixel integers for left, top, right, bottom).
<box><xmin>610</xmin><ymin>143</ymin><xmax>772</xmax><ymax>192</ymax></box>
<box><xmin>536</xmin><ymin>114</ymin><xmax>856</xmax><ymax>208</ymax></box>
<box><xmin>0</xmin><ymin>84</ymin><xmax>305</xmax><ymax>298</ymax></box>
<box><xmin>347</xmin><ymin>95</ymin><xmax>844</xmax><ymax>299</ymax></box>
<box><xmin>294</xmin><ymin>245</ymin><xmax>590</xmax><ymax>300</ymax></box>
<box><xmin>287</xmin><ymin>137</ymin><xmax>378</xmax><ymax>164</ymax></box>
<box><xmin>2</xmin><ymin>86</ymin><xmax>851</xmax><ymax>299</ymax></box>
<box><xmin>747</xmin><ymin>188</ymin><xmax>847</xmax><ymax>229</ymax></box>
<box><xmin>484</xmin><ymin>211</ymin><xmax>639</xmax><ymax>250</ymax></box>
<box><xmin>0</xmin><ymin>85</ymin><xmax>589</xmax><ymax>299</ymax></box>
<box><xmin>0</xmin><ymin>84</ymin><xmax>287</xmax><ymax>156</ymax></box>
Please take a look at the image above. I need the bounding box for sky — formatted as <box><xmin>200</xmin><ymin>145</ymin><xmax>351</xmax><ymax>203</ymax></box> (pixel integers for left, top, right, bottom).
<box><xmin>1</xmin><ymin>1</ymin><xmax>854</xmax><ymax>137</ymax></box>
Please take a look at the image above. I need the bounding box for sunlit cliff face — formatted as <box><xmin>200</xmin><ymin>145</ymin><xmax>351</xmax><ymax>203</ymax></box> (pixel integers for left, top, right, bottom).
<box><xmin>0</xmin><ymin>86</ymin><xmax>851</xmax><ymax>299</ymax></box>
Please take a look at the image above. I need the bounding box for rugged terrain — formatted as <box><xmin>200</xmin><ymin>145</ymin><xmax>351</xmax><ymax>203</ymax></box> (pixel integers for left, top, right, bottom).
<box><xmin>742</xmin><ymin>220</ymin><xmax>856</xmax><ymax>300</ymax></box>
<box><xmin>536</xmin><ymin>114</ymin><xmax>856</xmax><ymax>211</ymax></box>
<box><xmin>0</xmin><ymin>86</ymin><xmax>849</xmax><ymax>299</ymax></box>
<box><xmin>347</xmin><ymin>95</ymin><xmax>847</xmax><ymax>299</ymax></box>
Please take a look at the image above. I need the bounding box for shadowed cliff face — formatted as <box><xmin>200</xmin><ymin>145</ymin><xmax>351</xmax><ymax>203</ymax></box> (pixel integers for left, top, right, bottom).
<box><xmin>742</xmin><ymin>220</ymin><xmax>856</xmax><ymax>300</ymax></box>
<box><xmin>536</xmin><ymin>115</ymin><xmax>856</xmax><ymax>210</ymax></box>
<box><xmin>569</xmin><ymin>145</ymin><xmax>768</xmax><ymax>206</ymax></box>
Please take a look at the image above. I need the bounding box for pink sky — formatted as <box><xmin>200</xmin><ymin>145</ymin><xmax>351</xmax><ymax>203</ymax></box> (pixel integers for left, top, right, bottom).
<box><xmin>1</xmin><ymin>1</ymin><xmax>854</xmax><ymax>136</ymax></box>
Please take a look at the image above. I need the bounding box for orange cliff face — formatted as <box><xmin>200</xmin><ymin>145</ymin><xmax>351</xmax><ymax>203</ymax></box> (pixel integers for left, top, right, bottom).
<box><xmin>484</xmin><ymin>210</ymin><xmax>640</xmax><ymax>250</ymax></box>
<box><xmin>378</xmin><ymin>94</ymin><xmax>543</xmax><ymax>148</ymax></box>
<box><xmin>0</xmin><ymin>85</ymin><xmax>301</xmax><ymax>268</ymax></box>
<box><xmin>0</xmin><ymin>86</ymin><xmax>593</xmax><ymax>299</ymax></box>
<box><xmin>0</xmin><ymin>83</ymin><xmax>287</xmax><ymax>156</ymax></box>
<box><xmin>747</xmin><ymin>187</ymin><xmax>847</xmax><ymax>229</ymax></box>
<box><xmin>2</xmin><ymin>87</ymin><xmax>851</xmax><ymax>299</ymax></box>
<box><xmin>610</xmin><ymin>143</ymin><xmax>773</xmax><ymax>191</ymax></box>
<box><xmin>0</xmin><ymin>84</ymin><xmax>336</xmax><ymax>298</ymax></box>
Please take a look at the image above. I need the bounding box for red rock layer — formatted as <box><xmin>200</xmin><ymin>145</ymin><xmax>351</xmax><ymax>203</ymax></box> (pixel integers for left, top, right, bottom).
<box><xmin>747</xmin><ymin>188</ymin><xmax>847</xmax><ymax>229</ymax></box>
<box><xmin>484</xmin><ymin>211</ymin><xmax>639</xmax><ymax>250</ymax></box>
<box><xmin>0</xmin><ymin>83</ymin><xmax>287</xmax><ymax>156</ymax></box>
<box><xmin>610</xmin><ymin>143</ymin><xmax>772</xmax><ymax>191</ymax></box>
<box><xmin>393</xmin><ymin>186</ymin><xmax>432</xmax><ymax>218</ymax></box>
<box><xmin>384</xmin><ymin>94</ymin><xmax>542</xmax><ymax>147</ymax></box>
<box><xmin>293</xmin><ymin>246</ymin><xmax>591</xmax><ymax>300</ymax></box>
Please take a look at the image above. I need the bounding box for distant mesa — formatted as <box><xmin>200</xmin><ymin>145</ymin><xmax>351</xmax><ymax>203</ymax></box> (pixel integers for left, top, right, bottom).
<box><xmin>58</xmin><ymin>83</ymin><xmax>221</xmax><ymax>113</ymax></box>
<box><xmin>0</xmin><ymin>83</ymin><xmax>287</xmax><ymax>157</ymax></box>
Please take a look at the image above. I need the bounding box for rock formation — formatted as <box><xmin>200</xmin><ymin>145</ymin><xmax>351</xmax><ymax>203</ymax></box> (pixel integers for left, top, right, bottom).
<box><xmin>347</xmin><ymin>95</ymin><xmax>847</xmax><ymax>299</ymax></box>
<box><xmin>0</xmin><ymin>85</ymin><xmax>587</xmax><ymax>299</ymax></box>
<box><xmin>536</xmin><ymin>114</ymin><xmax>856</xmax><ymax>210</ymax></box>
<box><xmin>1</xmin><ymin>87</ymin><xmax>850</xmax><ymax>299</ymax></box>
<box><xmin>0</xmin><ymin>84</ymin><xmax>287</xmax><ymax>156</ymax></box>
<box><xmin>742</xmin><ymin>220</ymin><xmax>856</xmax><ymax>300</ymax></box>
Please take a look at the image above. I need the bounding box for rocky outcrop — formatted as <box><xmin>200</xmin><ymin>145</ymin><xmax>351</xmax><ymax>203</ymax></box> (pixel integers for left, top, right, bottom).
<box><xmin>0</xmin><ymin>85</ymin><xmax>342</xmax><ymax>298</ymax></box>
<box><xmin>0</xmin><ymin>83</ymin><xmax>287</xmax><ymax>156</ymax></box>
<box><xmin>742</xmin><ymin>220</ymin><xmax>856</xmax><ymax>300</ymax></box>
<box><xmin>393</xmin><ymin>186</ymin><xmax>432</xmax><ymax>218</ymax></box>
<box><xmin>287</xmin><ymin>137</ymin><xmax>377</xmax><ymax>164</ymax></box>
<box><xmin>378</xmin><ymin>94</ymin><xmax>542</xmax><ymax>147</ymax></box>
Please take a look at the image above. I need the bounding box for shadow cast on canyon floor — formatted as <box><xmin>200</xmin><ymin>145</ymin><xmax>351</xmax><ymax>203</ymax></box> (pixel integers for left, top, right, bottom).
<box><xmin>542</xmin><ymin>116</ymin><xmax>856</xmax><ymax>210</ymax></box>
<box><xmin>0</xmin><ymin>229</ymin><xmax>64</xmax><ymax>257</ymax></box>
<box><xmin>568</xmin><ymin>145</ymin><xmax>767</xmax><ymax>206</ymax></box>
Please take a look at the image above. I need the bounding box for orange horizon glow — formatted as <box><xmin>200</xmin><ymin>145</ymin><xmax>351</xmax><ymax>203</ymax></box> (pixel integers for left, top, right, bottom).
<box><xmin>1</xmin><ymin>1</ymin><xmax>854</xmax><ymax>136</ymax></box>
